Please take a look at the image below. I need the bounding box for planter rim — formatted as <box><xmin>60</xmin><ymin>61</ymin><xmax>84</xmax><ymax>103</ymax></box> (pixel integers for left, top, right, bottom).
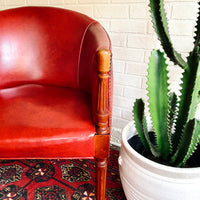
<box><xmin>122</xmin><ymin>121</ymin><xmax>200</xmax><ymax>175</ymax></box>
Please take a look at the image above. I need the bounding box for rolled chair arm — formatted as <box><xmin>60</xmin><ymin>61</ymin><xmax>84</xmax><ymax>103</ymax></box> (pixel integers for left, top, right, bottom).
<box><xmin>79</xmin><ymin>22</ymin><xmax>112</xmax><ymax>134</ymax></box>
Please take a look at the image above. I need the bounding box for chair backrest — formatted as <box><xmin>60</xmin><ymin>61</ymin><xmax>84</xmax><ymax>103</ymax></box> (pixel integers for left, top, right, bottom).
<box><xmin>0</xmin><ymin>6</ymin><xmax>112</xmax><ymax>128</ymax></box>
<box><xmin>0</xmin><ymin>6</ymin><xmax>103</xmax><ymax>90</ymax></box>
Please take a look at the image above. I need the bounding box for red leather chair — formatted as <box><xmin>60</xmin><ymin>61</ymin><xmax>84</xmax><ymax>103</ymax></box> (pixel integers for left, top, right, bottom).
<box><xmin>0</xmin><ymin>6</ymin><xmax>112</xmax><ymax>200</ymax></box>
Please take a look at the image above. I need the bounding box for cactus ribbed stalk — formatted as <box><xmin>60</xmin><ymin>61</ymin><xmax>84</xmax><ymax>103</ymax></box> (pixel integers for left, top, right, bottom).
<box><xmin>133</xmin><ymin>0</ymin><xmax>200</xmax><ymax>167</ymax></box>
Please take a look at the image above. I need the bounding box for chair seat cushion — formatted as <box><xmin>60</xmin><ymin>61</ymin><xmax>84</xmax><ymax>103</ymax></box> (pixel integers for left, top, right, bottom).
<box><xmin>0</xmin><ymin>84</ymin><xmax>95</xmax><ymax>159</ymax></box>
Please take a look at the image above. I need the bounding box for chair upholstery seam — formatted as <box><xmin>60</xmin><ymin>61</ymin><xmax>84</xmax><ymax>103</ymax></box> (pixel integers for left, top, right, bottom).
<box><xmin>77</xmin><ymin>20</ymin><xmax>98</xmax><ymax>89</ymax></box>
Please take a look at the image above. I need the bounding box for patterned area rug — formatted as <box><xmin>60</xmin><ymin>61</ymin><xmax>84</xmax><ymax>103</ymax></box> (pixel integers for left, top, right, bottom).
<box><xmin>0</xmin><ymin>146</ymin><xmax>126</xmax><ymax>199</ymax></box>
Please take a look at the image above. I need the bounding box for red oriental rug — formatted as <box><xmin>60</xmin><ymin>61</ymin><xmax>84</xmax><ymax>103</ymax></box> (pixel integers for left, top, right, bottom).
<box><xmin>0</xmin><ymin>146</ymin><xmax>126</xmax><ymax>200</ymax></box>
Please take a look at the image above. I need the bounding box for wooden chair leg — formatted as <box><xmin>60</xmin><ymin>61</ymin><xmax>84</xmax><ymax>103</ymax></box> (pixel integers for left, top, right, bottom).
<box><xmin>95</xmin><ymin>50</ymin><xmax>111</xmax><ymax>200</ymax></box>
<box><xmin>95</xmin><ymin>158</ymin><xmax>108</xmax><ymax>200</ymax></box>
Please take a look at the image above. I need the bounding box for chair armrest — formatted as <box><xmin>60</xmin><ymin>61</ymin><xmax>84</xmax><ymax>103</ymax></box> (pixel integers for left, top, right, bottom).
<box><xmin>79</xmin><ymin>22</ymin><xmax>112</xmax><ymax>132</ymax></box>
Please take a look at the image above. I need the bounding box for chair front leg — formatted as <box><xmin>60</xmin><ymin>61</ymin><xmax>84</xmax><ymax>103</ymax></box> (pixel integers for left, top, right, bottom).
<box><xmin>95</xmin><ymin>49</ymin><xmax>111</xmax><ymax>200</ymax></box>
<box><xmin>95</xmin><ymin>158</ymin><xmax>108</xmax><ymax>200</ymax></box>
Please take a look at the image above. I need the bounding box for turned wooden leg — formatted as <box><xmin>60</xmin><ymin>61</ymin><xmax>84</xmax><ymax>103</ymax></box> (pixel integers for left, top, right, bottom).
<box><xmin>95</xmin><ymin>158</ymin><xmax>108</xmax><ymax>200</ymax></box>
<box><xmin>95</xmin><ymin>50</ymin><xmax>111</xmax><ymax>200</ymax></box>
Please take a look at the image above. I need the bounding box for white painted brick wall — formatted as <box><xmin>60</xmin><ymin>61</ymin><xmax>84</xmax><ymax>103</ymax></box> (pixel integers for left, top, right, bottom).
<box><xmin>0</xmin><ymin>0</ymin><xmax>198</xmax><ymax>146</ymax></box>
<box><xmin>94</xmin><ymin>5</ymin><xmax>129</xmax><ymax>19</ymax></box>
<box><xmin>110</xmin><ymin>20</ymin><xmax>146</xmax><ymax>33</ymax></box>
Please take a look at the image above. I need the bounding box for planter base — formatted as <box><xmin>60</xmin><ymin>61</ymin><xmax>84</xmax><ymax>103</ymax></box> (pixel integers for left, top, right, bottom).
<box><xmin>119</xmin><ymin>121</ymin><xmax>200</xmax><ymax>200</ymax></box>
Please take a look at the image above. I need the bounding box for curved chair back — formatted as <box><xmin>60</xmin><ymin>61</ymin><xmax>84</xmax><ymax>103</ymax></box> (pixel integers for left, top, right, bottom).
<box><xmin>0</xmin><ymin>7</ymin><xmax>112</xmax><ymax>200</ymax></box>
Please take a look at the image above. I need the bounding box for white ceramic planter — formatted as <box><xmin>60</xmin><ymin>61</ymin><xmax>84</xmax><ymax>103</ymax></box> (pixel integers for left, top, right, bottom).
<box><xmin>119</xmin><ymin>121</ymin><xmax>200</xmax><ymax>200</ymax></box>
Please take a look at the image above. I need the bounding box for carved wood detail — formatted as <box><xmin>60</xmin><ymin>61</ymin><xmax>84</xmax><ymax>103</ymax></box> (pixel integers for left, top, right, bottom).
<box><xmin>95</xmin><ymin>158</ymin><xmax>108</xmax><ymax>200</ymax></box>
<box><xmin>95</xmin><ymin>49</ymin><xmax>111</xmax><ymax>200</ymax></box>
<box><xmin>96</xmin><ymin>49</ymin><xmax>111</xmax><ymax>135</ymax></box>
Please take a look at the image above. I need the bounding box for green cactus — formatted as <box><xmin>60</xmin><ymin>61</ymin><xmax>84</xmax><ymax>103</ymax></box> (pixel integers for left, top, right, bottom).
<box><xmin>133</xmin><ymin>0</ymin><xmax>200</xmax><ymax>167</ymax></box>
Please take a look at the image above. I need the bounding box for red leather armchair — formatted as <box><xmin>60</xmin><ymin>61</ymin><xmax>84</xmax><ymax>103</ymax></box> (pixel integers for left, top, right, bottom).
<box><xmin>0</xmin><ymin>7</ymin><xmax>112</xmax><ymax>200</ymax></box>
